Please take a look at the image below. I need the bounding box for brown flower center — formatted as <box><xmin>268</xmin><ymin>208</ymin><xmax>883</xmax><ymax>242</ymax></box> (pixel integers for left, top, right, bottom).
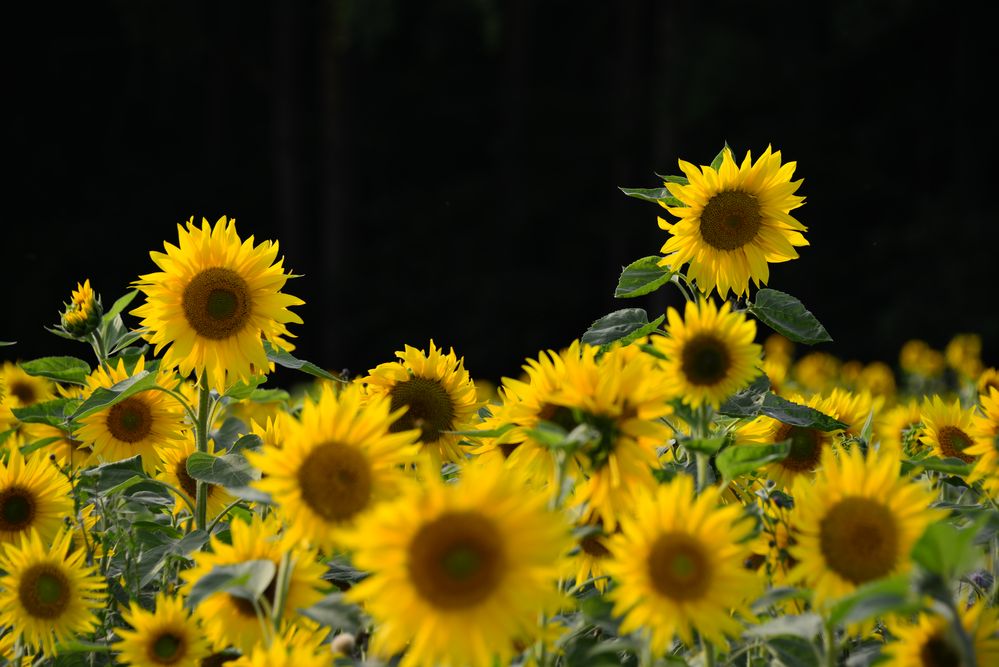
<box><xmin>389</xmin><ymin>377</ymin><xmax>456</xmax><ymax>443</ymax></box>
<box><xmin>699</xmin><ymin>190</ymin><xmax>763</xmax><ymax>251</ymax></box>
<box><xmin>0</xmin><ymin>486</ymin><xmax>36</xmax><ymax>533</ymax></box>
<box><xmin>819</xmin><ymin>497</ymin><xmax>899</xmax><ymax>585</ymax></box>
<box><xmin>107</xmin><ymin>397</ymin><xmax>154</xmax><ymax>443</ymax></box>
<box><xmin>918</xmin><ymin>634</ymin><xmax>962</xmax><ymax>667</ymax></box>
<box><xmin>936</xmin><ymin>425</ymin><xmax>975</xmax><ymax>463</ymax></box>
<box><xmin>775</xmin><ymin>424</ymin><xmax>824</xmax><ymax>473</ymax></box>
<box><xmin>175</xmin><ymin>456</ymin><xmax>200</xmax><ymax>499</ymax></box>
<box><xmin>580</xmin><ymin>534</ymin><xmax>611</xmax><ymax>559</ymax></box>
<box><xmin>18</xmin><ymin>564</ymin><xmax>71</xmax><ymax>619</ymax></box>
<box><xmin>147</xmin><ymin>631</ymin><xmax>187</xmax><ymax>665</ymax></box>
<box><xmin>647</xmin><ymin>532</ymin><xmax>711</xmax><ymax>601</ymax></box>
<box><xmin>9</xmin><ymin>380</ymin><xmax>37</xmax><ymax>405</ymax></box>
<box><xmin>681</xmin><ymin>334</ymin><xmax>732</xmax><ymax>386</ymax></box>
<box><xmin>182</xmin><ymin>267</ymin><xmax>252</xmax><ymax>340</ymax></box>
<box><xmin>297</xmin><ymin>442</ymin><xmax>373</xmax><ymax>522</ymax></box>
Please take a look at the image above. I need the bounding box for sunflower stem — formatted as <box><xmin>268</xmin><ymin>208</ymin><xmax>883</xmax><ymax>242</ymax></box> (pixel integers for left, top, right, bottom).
<box><xmin>701</xmin><ymin>635</ymin><xmax>716</xmax><ymax>667</ymax></box>
<box><xmin>90</xmin><ymin>330</ymin><xmax>110</xmax><ymax>372</ymax></box>
<box><xmin>822</xmin><ymin>623</ymin><xmax>837</xmax><ymax>667</ymax></box>
<box><xmin>271</xmin><ymin>552</ymin><xmax>294</xmax><ymax>629</ymax></box>
<box><xmin>195</xmin><ymin>374</ymin><xmax>210</xmax><ymax>533</ymax></box>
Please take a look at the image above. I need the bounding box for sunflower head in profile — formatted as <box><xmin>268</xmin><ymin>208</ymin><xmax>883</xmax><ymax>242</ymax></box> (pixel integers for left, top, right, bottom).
<box><xmin>920</xmin><ymin>396</ymin><xmax>978</xmax><ymax>464</ymax></box>
<box><xmin>0</xmin><ymin>446</ymin><xmax>73</xmax><ymax>547</ymax></box>
<box><xmin>60</xmin><ymin>279</ymin><xmax>103</xmax><ymax>338</ymax></box>
<box><xmin>658</xmin><ymin>145</ymin><xmax>807</xmax><ymax>298</ymax></box>
<box><xmin>362</xmin><ymin>340</ymin><xmax>481</xmax><ymax>467</ymax></box>
<box><xmin>882</xmin><ymin>603</ymin><xmax>999</xmax><ymax>667</ymax></box>
<box><xmin>788</xmin><ymin>447</ymin><xmax>943</xmax><ymax>606</ymax></box>
<box><xmin>247</xmin><ymin>383</ymin><xmax>420</xmax><ymax>551</ymax></box>
<box><xmin>114</xmin><ymin>593</ymin><xmax>211</xmax><ymax>667</ymax></box>
<box><xmin>180</xmin><ymin>514</ymin><xmax>325</xmax><ymax>654</ymax></box>
<box><xmin>652</xmin><ymin>299</ymin><xmax>762</xmax><ymax>408</ymax></box>
<box><xmin>75</xmin><ymin>356</ymin><xmax>185</xmax><ymax>474</ymax></box>
<box><xmin>977</xmin><ymin>368</ymin><xmax>999</xmax><ymax>397</ymax></box>
<box><xmin>605</xmin><ymin>474</ymin><xmax>759</xmax><ymax>652</ymax></box>
<box><xmin>132</xmin><ymin>216</ymin><xmax>304</xmax><ymax>392</ymax></box>
<box><xmin>0</xmin><ymin>529</ymin><xmax>106</xmax><ymax>657</ymax></box>
<box><xmin>876</xmin><ymin>400</ymin><xmax>923</xmax><ymax>456</ymax></box>
<box><xmin>967</xmin><ymin>387</ymin><xmax>999</xmax><ymax>498</ymax></box>
<box><xmin>0</xmin><ymin>362</ymin><xmax>54</xmax><ymax>433</ymax></box>
<box><xmin>156</xmin><ymin>434</ymin><xmax>235</xmax><ymax>521</ymax></box>
<box><xmin>343</xmin><ymin>457</ymin><xmax>570</xmax><ymax>667</ymax></box>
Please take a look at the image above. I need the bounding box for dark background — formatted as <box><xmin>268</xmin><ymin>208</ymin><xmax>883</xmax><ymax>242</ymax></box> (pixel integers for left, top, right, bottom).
<box><xmin>4</xmin><ymin>1</ymin><xmax>996</xmax><ymax>383</ymax></box>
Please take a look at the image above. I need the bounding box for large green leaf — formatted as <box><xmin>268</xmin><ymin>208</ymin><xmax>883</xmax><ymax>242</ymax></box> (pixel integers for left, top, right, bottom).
<box><xmin>766</xmin><ymin>636</ymin><xmax>820</xmax><ymax>667</ymax></box>
<box><xmin>717</xmin><ymin>441</ymin><xmax>791</xmax><ymax>482</ymax></box>
<box><xmin>827</xmin><ymin>576</ymin><xmax>920</xmax><ymax>627</ymax></box>
<box><xmin>911</xmin><ymin>515</ymin><xmax>988</xmax><ymax>580</ymax></box>
<box><xmin>298</xmin><ymin>593</ymin><xmax>364</xmax><ymax>633</ymax></box>
<box><xmin>759</xmin><ymin>393</ymin><xmax>847</xmax><ymax>431</ymax></box>
<box><xmin>618</xmin><ymin>187</ymin><xmax>683</xmax><ymax>207</ymax></box>
<box><xmin>68</xmin><ymin>370</ymin><xmax>159</xmax><ymax>421</ymax></box>
<box><xmin>81</xmin><ymin>455</ymin><xmax>147</xmax><ymax>495</ymax></box>
<box><xmin>186</xmin><ymin>559</ymin><xmax>276</xmax><ymax>609</ymax></box>
<box><xmin>717</xmin><ymin>373</ymin><xmax>770</xmax><ymax>418</ymax></box>
<box><xmin>0</xmin><ymin>341</ymin><xmax>15</xmax><ymax>346</ymax></box>
<box><xmin>262</xmin><ymin>340</ymin><xmax>343</xmax><ymax>382</ymax></box>
<box><xmin>20</xmin><ymin>356</ymin><xmax>92</xmax><ymax>385</ymax></box>
<box><xmin>614</xmin><ymin>256</ymin><xmax>676</xmax><ymax>299</ymax></box>
<box><xmin>749</xmin><ymin>289</ymin><xmax>832</xmax><ymax>345</ymax></box>
<box><xmin>187</xmin><ymin>451</ymin><xmax>259</xmax><ymax>488</ymax></box>
<box><xmin>901</xmin><ymin>456</ymin><xmax>973</xmax><ymax>477</ymax></box>
<box><xmin>102</xmin><ymin>290</ymin><xmax>138</xmax><ymax>324</ymax></box>
<box><xmin>681</xmin><ymin>436</ymin><xmax>727</xmax><ymax>455</ymax></box>
<box><xmin>11</xmin><ymin>398</ymin><xmax>81</xmax><ymax>427</ymax></box>
<box><xmin>582</xmin><ymin>308</ymin><xmax>663</xmax><ymax>346</ymax></box>
<box><xmin>744</xmin><ymin>613</ymin><xmax>822</xmax><ymax>640</ymax></box>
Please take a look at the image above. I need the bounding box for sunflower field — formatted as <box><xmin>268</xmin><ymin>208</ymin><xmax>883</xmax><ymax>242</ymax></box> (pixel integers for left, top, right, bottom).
<box><xmin>2</xmin><ymin>144</ymin><xmax>998</xmax><ymax>667</ymax></box>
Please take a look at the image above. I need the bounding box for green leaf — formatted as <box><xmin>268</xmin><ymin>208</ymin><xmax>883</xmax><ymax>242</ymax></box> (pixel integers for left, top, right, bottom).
<box><xmin>262</xmin><ymin>340</ymin><xmax>343</xmax><ymax>382</ymax></box>
<box><xmin>760</xmin><ymin>393</ymin><xmax>847</xmax><ymax>431</ymax></box>
<box><xmin>614</xmin><ymin>256</ymin><xmax>676</xmax><ymax>298</ymax></box>
<box><xmin>582</xmin><ymin>308</ymin><xmax>663</xmax><ymax>346</ymax></box>
<box><xmin>654</xmin><ymin>173</ymin><xmax>689</xmax><ymax>185</ymax></box>
<box><xmin>298</xmin><ymin>593</ymin><xmax>364</xmax><ymax>633</ymax></box>
<box><xmin>618</xmin><ymin>187</ymin><xmax>683</xmax><ymax>207</ymax></box>
<box><xmin>186</xmin><ymin>559</ymin><xmax>276</xmax><ymax>609</ymax></box>
<box><xmin>101</xmin><ymin>475</ymin><xmax>148</xmax><ymax>497</ymax></box>
<box><xmin>103</xmin><ymin>290</ymin><xmax>138</xmax><ymax>323</ymax></box>
<box><xmin>107</xmin><ymin>328</ymin><xmax>149</xmax><ymax>355</ymax></box>
<box><xmin>228</xmin><ymin>486</ymin><xmax>273</xmax><ymax>504</ymax></box>
<box><xmin>901</xmin><ymin>457</ymin><xmax>973</xmax><ymax>477</ymax></box>
<box><xmin>447</xmin><ymin>423</ymin><xmax>515</xmax><ymax>438</ymax></box>
<box><xmin>0</xmin><ymin>341</ymin><xmax>15</xmax><ymax>346</ymax></box>
<box><xmin>186</xmin><ymin>451</ymin><xmax>259</xmax><ymax>488</ymax></box>
<box><xmin>749</xmin><ymin>289</ymin><xmax>832</xmax><ymax>345</ymax></box>
<box><xmin>911</xmin><ymin>515</ymin><xmax>988</xmax><ymax>580</ymax></box>
<box><xmin>82</xmin><ymin>456</ymin><xmax>147</xmax><ymax>495</ymax></box>
<box><xmin>20</xmin><ymin>436</ymin><xmax>62</xmax><ymax>455</ymax></box>
<box><xmin>12</xmin><ymin>398</ymin><xmax>81</xmax><ymax>427</ymax></box>
<box><xmin>68</xmin><ymin>370</ymin><xmax>159</xmax><ymax>421</ymax></box>
<box><xmin>20</xmin><ymin>356</ymin><xmax>91</xmax><ymax>385</ymax></box>
<box><xmin>751</xmin><ymin>586</ymin><xmax>812</xmax><ymax>613</ymax></box>
<box><xmin>717</xmin><ymin>373</ymin><xmax>771</xmax><ymax>418</ymax></box>
<box><xmin>717</xmin><ymin>441</ymin><xmax>791</xmax><ymax>482</ymax></box>
<box><xmin>223</xmin><ymin>376</ymin><xmax>267</xmax><ymax>400</ymax></box>
<box><xmin>603</xmin><ymin>315</ymin><xmax>665</xmax><ymax>351</ymax></box>
<box><xmin>710</xmin><ymin>143</ymin><xmax>731</xmax><ymax>170</ymax></box>
<box><xmin>681</xmin><ymin>436</ymin><xmax>727</xmax><ymax>455</ymax></box>
<box><xmin>745</xmin><ymin>613</ymin><xmax>822</xmax><ymax>640</ymax></box>
<box><xmin>827</xmin><ymin>575</ymin><xmax>919</xmax><ymax>627</ymax></box>
<box><xmin>766</xmin><ymin>636</ymin><xmax>820</xmax><ymax>667</ymax></box>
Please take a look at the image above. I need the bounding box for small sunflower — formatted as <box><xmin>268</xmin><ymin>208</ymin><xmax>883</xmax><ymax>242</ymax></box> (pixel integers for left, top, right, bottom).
<box><xmin>76</xmin><ymin>356</ymin><xmax>185</xmax><ymax>473</ymax></box>
<box><xmin>362</xmin><ymin>340</ymin><xmax>480</xmax><ymax>466</ymax></box>
<box><xmin>0</xmin><ymin>362</ymin><xmax>54</xmax><ymax>432</ymax></box>
<box><xmin>977</xmin><ymin>368</ymin><xmax>999</xmax><ymax>396</ymax></box>
<box><xmin>114</xmin><ymin>593</ymin><xmax>211</xmax><ymax>667</ymax></box>
<box><xmin>0</xmin><ymin>529</ymin><xmax>106</xmax><ymax>657</ymax></box>
<box><xmin>788</xmin><ymin>447</ymin><xmax>942</xmax><ymax>605</ymax></box>
<box><xmin>920</xmin><ymin>396</ymin><xmax>978</xmax><ymax>464</ymax></box>
<box><xmin>876</xmin><ymin>400</ymin><xmax>924</xmax><ymax>455</ymax></box>
<box><xmin>652</xmin><ymin>299</ymin><xmax>762</xmax><ymax>408</ymax></box>
<box><xmin>567</xmin><ymin>519</ymin><xmax>614</xmax><ymax>593</ymax></box>
<box><xmin>343</xmin><ymin>457</ymin><xmax>570</xmax><ymax>667</ymax></box>
<box><xmin>967</xmin><ymin>387</ymin><xmax>999</xmax><ymax>497</ymax></box>
<box><xmin>658</xmin><ymin>145</ymin><xmax>807</xmax><ymax>297</ymax></box>
<box><xmin>882</xmin><ymin>603</ymin><xmax>999</xmax><ymax>667</ymax></box>
<box><xmin>133</xmin><ymin>216</ymin><xmax>304</xmax><ymax>392</ymax></box>
<box><xmin>605</xmin><ymin>474</ymin><xmax>759</xmax><ymax>652</ymax></box>
<box><xmin>180</xmin><ymin>514</ymin><xmax>325</xmax><ymax>654</ymax></box>
<box><xmin>228</xmin><ymin>635</ymin><xmax>331</xmax><ymax>667</ymax></box>
<box><xmin>0</xmin><ymin>446</ymin><xmax>73</xmax><ymax>546</ymax></box>
<box><xmin>29</xmin><ymin>423</ymin><xmax>96</xmax><ymax>471</ymax></box>
<box><xmin>792</xmin><ymin>351</ymin><xmax>841</xmax><ymax>394</ymax></box>
<box><xmin>156</xmin><ymin>434</ymin><xmax>235</xmax><ymax>520</ymax></box>
<box><xmin>945</xmin><ymin>333</ymin><xmax>983</xmax><ymax>379</ymax></box>
<box><xmin>247</xmin><ymin>383</ymin><xmax>420</xmax><ymax>551</ymax></box>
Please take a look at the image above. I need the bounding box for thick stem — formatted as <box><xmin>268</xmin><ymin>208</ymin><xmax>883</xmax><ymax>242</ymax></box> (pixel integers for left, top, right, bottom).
<box><xmin>90</xmin><ymin>331</ymin><xmax>110</xmax><ymax>372</ymax></box>
<box><xmin>823</xmin><ymin>623</ymin><xmax>836</xmax><ymax>667</ymax></box>
<box><xmin>195</xmin><ymin>375</ymin><xmax>211</xmax><ymax>532</ymax></box>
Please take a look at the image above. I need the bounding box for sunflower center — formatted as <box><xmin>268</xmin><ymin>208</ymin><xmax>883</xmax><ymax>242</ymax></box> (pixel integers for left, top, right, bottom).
<box><xmin>408</xmin><ymin>511</ymin><xmax>504</xmax><ymax>609</ymax></box>
<box><xmin>388</xmin><ymin>377</ymin><xmax>456</xmax><ymax>443</ymax></box>
<box><xmin>18</xmin><ymin>564</ymin><xmax>71</xmax><ymax>619</ymax></box>
<box><xmin>9</xmin><ymin>380</ymin><xmax>37</xmax><ymax>404</ymax></box>
<box><xmin>819</xmin><ymin>497</ymin><xmax>899</xmax><ymax>585</ymax></box>
<box><xmin>148</xmin><ymin>632</ymin><xmax>186</xmax><ymax>665</ymax></box>
<box><xmin>936</xmin><ymin>426</ymin><xmax>975</xmax><ymax>463</ymax></box>
<box><xmin>175</xmin><ymin>456</ymin><xmax>200</xmax><ymax>499</ymax></box>
<box><xmin>296</xmin><ymin>442</ymin><xmax>373</xmax><ymax>522</ymax></box>
<box><xmin>182</xmin><ymin>267</ymin><xmax>252</xmax><ymax>340</ymax></box>
<box><xmin>231</xmin><ymin>571</ymin><xmax>278</xmax><ymax>618</ymax></box>
<box><xmin>775</xmin><ymin>424</ymin><xmax>823</xmax><ymax>472</ymax></box>
<box><xmin>681</xmin><ymin>334</ymin><xmax>732</xmax><ymax>386</ymax></box>
<box><xmin>647</xmin><ymin>532</ymin><xmax>711</xmax><ymax>601</ymax></box>
<box><xmin>0</xmin><ymin>486</ymin><xmax>36</xmax><ymax>532</ymax></box>
<box><xmin>537</xmin><ymin>403</ymin><xmax>579</xmax><ymax>431</ymax></box>
<box><xmin>580</xmin><ymin>535</ymin><xmax>611</xmax><ymax>559</ymax></box>
<box><xmin>107</xmin><ymin>397</ymin><xmax>154</xmax><ymax>443</ymax></box>
<box><xmin>699</xmin><ymin>190</ymin><xmax>762</xmax><ymax>251</ymax></box>
<box><xmin>918</xmin><ymin>634</ymin><xmax>962</xmax><ymax>667</ymax></box>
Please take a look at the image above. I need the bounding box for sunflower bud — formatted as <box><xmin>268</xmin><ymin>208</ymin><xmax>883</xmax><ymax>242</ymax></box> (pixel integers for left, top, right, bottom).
<box><xmin>60</xmin><ymin>279</ymin><xmax>103</xmax><ymax>337</ymax></box>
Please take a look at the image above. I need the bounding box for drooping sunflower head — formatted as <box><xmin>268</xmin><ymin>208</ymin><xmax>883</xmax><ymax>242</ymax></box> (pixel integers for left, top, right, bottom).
<box><xmin>0</xmin><ymin>529</ymin><xmax>106</xmax><ymax>658</ymax></box>
<box><xmin>344</xmin><ymin>457</ymin><xmax>570</xmax><ymax>667</ymax></box>
<box><xmin>60</xmin><ymin>279</ymin><xmax>103</xmax><ymax>337</ymax></box>
<box><xmin>882</xmin><ymin>603</ymin><xmax>999</xmax><ymax>667</ymax></box>
<box><xmin>362</xmin><ymin>340</ymin><xmax>481</xmax><ymax>466</ymax></box>
<box><xmin>920</xmin><ymin>396</ymin><xmax>977</xmax><ymax>464</ymax></box>
<box><xmin>155</xmin><ymin>434</ymin><xmax>234</xmax><ymax>521</ymax></box>
<box><xmin>658</xmin><ymin>145</ymin><xmax>807</xmax><ymax>297</ymax></box>
<box><xmin>0</xmin><ymin>446</ymin><xmax>73</xmax><ymax>546</ymax></box>
<box><xmin>114</xmin><ymin>593</ymin><xmax>211</xmax><ymax>667</ymax></box>
<box><xmin>247</xmin><ymin>383</ymin><xmax>420</xmax><ymax>550</ymax></box>
<box><xmin>788</xmin><ymin>447</ymin><xmax>943</xmax><ymax>605</ymax></box>
<box><xmin>653</xmin><ymin>299</ymin><xmax>762</xmax><ymax>408</ymax></box>
<box><xmin>76</xmin><ymin>356</ymin><xmax>185</xmax><ymax>473</ymax></box>
<box><xmin>605</xmin><ymin>474</ymin><xmax>759</xmax><ymax>652</ymax></box>
<box><xmin>132</xmin><ymin>216</ymin><xmax>304</xmax><ymax>392</ymax></box>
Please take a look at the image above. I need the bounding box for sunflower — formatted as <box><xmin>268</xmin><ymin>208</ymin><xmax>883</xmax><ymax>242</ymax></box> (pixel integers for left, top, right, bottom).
<box><xmin>977</xmin><ymin>368</ymin><xmax>999</xmax><ymax>396</ymax></box>
<box><xmin>0</xmin><ymin>529</ymin><xmax>106</xmax><ymax>657</ymax></box>
<box><xmin>652</xmin><ymin>299</ymin><xmax>762</xmax><ymax>408</ymax></box>
<box><xmin>658</xmin><ymin>145</ymin><xmax>807</xmax><ymax>298</ymax></box>
<box><xmin>132</xmin><ymin>216</ymin><xmax>304</xmax><ymax>392</ymax></box>
<box><xmin>967</xmin><ymin>388</ymin><xmax>999</xmax><ymax>497</ymax></box>
<box><xmin>343</xmin><ymin>457</ymin><xmax>570</xmax><ymax>667</ymax></box>
<box><xmin>920</xmin><ymin>396</ymin><xmax>977</xmax><ymax>464</ymax></box>
<box><xmin>61</xmin><ymin>279</ymin><xmax>102</xmax><ymax>337</ymax></box>
<box><xmin>788</xmin><ymin>447</ymin><xmax>942</xmax><ymax>605</ymax></box>
<box><xmin>228</xmin><ymin>635</ymin><xmax>331</xmax><ymax>667</ymax></box>
<box><xmin>247</xmin><ymin>383</ymin><xmax>420</xmax><ymax>551</ymax></box>
<box><xmin>0</xmin><ymin>362</ymin><xmax>54</xmax><ymax>433</ymax></box>
<box><xmin>180</xmin><ymin>514</ymin><xmax>325</xmax><ymax>654</ymax></box>
<box><xmin>0</xmin><ymin>446</ymin><xmax>73</xmax><ymax>546</ymax></box>
<box><xmin>114</xmin><ymin>593</ymin><xmax>211</xmax><ymax>667</ymax></box>
<box><xmin>945</xmin><ymin>333</ymin><xmax>983</xmax><ymax>380</ymax></box>
<box><xmin>28</xmin><ymin>423</ymin><xmax>95</xmax><ymax>471</ymax></box>
<box><xmin>362</xmin><ymin>340</ymin><xmax>480</xmax><ymax>467</ymax></box>
<box><xmin>605</xmin><ymin>474</ymin><xmax>759</xmax><ymax>652</ymax></box>
<box><xmin>156</xmin><ymin>434</ymin><xmax>235</xmax><ymax>520</ymax></box>
<box><xmin>882</xmin><ymin>603</ymin><xmax>999</xmax><ymax>667</ymax></box>
<box><xmin>567</xmin><ymin>518</ymin><xmax>614</xmax><ymax>593</ymax></box>
<box><xmin>792</xmin><ymin>352</ymin><xmax>841</xmax><ymax>395</ymax></box>
<box><xmin>76</xmin><ymin>356</ymin><xmax>185</xmax><ymax>473</ymax></box>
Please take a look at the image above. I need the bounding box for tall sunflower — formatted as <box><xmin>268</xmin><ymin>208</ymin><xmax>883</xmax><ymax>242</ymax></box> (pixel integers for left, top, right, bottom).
<box><xmin>658</xmin><ymin>146</ymin><xmax>807</xmax><ymax>297</ymax></box>
<box><xmin>362</xmin><ymin>340</ymin><xmax>480</xmax><ymax>467</ymax></box>
<box><xmin>180</xmin><ymin>514</ymin><xmax>325</xmax><ymax>654</ymax></box>
<box><xmin>788</xmin><ymin>447</ymin><xmax>943</xmax><ymax>605</ymax></box>
<box><xmin>920</xmin><ymin>396</ymin><xmax>978</xmax><ymax>464</ymax></box>
<box><xmin>247</xmin><ymin>383</ymin><xmax>420</xmax><ymax>551</ymax></box>
<box><xmin>604</xmin><ymin>474</ymin><xmax>759</xmax><ymax>652</ymax></box>
<box><xmin>132</xmin><ymin>216</ymin><xmax>304</xmax><ymax>392</ymax></box>
<box><xmin>0</xmin><ymin>446</ymin><xmax>73</xmax><ymax>546</ymax></box>
<box><xmin>652</xmin><ymin>299</ymin><xmax>762</xmax><ymax>408</ymax></box>
<box><xmin>156</xmin><ymin>434</ymin><xmax>235</xmax><ymax>521</ymax></box>
<box><xmin>882</xmin><ymin>603</ymin><xmax>999</xmax><ymax>667</ymax></box>
<box><xmin>343</xmin><ymin>457</ymin><xmax>570</xmax><ymax>667</ymax></box>
<box><xmin>114</xmin><ymin>593</ymin><xmax>211</xmax><ymax>667</ymax></box>
<box><xmin>0</xmin><ymin>529</ymin><xmax>106</xmax><ymax>657</ymax></box>
<box><xmin>76</xmin><ymin>356</ymin><xmax>185</xmax><ymax>473</ymax></box>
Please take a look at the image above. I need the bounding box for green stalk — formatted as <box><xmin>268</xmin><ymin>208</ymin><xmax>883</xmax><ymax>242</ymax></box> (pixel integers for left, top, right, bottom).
<box><xmin>195</xmin><ymin>375</ymin><xmax>211</xmax><ymax>532</ymax></box>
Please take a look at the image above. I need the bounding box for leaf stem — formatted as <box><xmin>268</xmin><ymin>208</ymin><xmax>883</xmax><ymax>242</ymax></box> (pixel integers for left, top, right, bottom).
<box><xmin>195</xmin><ymin>375</ymin><xmax>210</xmax><ymax>533</ymax></box>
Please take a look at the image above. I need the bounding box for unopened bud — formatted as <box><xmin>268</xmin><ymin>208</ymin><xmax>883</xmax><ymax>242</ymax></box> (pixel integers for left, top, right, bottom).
<box><xmin>61</xmin><ymin>279</ymin><xmax>103</xmax><ymax>337</ymax></box>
